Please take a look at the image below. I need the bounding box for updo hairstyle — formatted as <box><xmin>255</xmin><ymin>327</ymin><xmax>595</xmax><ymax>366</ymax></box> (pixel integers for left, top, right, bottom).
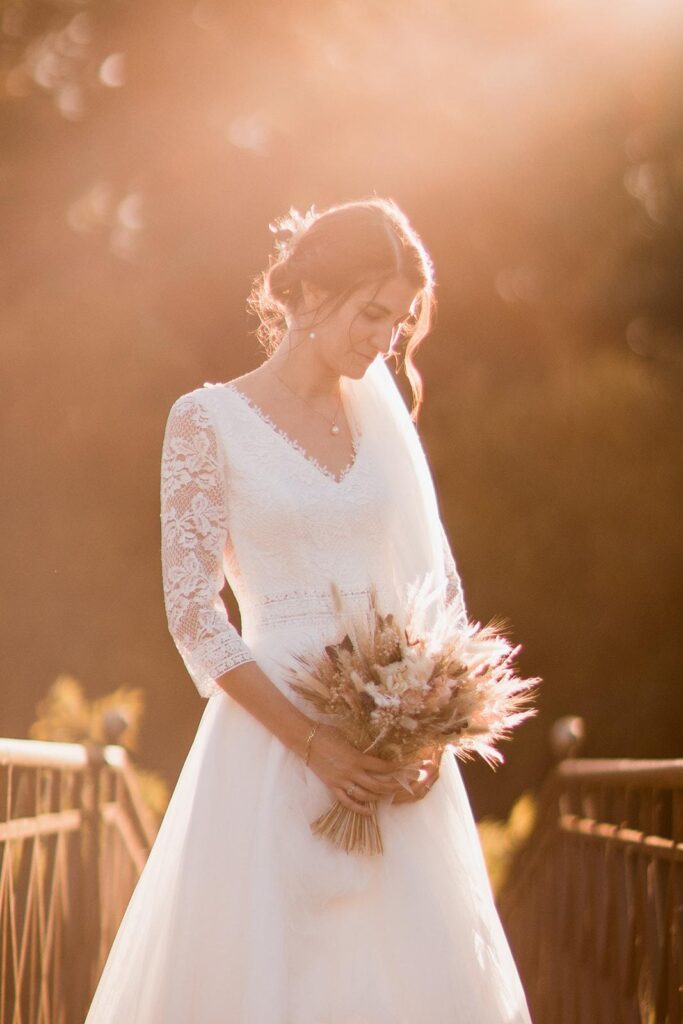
<box><xmin>247</xmin><ymin>197</ymin><xmax>436</xmax><ymax>421</ymax></box>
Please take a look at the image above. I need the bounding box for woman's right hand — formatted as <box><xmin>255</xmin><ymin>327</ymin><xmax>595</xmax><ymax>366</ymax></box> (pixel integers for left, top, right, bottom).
<box><xmin>305</xmin><ymin>723</ymin><xmax>419</xmax><ymax>815</ymax></box>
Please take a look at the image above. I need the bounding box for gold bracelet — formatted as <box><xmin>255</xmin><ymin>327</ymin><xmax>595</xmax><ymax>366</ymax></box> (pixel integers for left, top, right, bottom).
<box><xmin>304</xmin><ymin>721</ymin><xmax>320</xmax><ymax>766</ymax></box>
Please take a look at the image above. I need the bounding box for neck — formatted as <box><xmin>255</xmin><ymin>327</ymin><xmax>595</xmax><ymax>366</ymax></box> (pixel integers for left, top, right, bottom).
<box><xmin>265</xmin><ymin>330</ymin><xmax>340</xmax><ymax>400</ymax></box>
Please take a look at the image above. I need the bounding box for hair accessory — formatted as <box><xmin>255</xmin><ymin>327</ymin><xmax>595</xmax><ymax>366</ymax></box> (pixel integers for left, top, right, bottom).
<box><xmin>271</xmin><ymin>227</ymin><xmax>295</xmax><ymax>246</ymax></box>
<box><xmin>268</xmin><ymin>204</ymin><xmax>318</xmax><ymax>260</ymax></box>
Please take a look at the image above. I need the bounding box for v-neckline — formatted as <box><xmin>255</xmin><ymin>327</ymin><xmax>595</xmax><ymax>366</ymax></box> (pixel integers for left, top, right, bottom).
<box><xmin>221</xmin><ymin>380</ymin><xmax>364</xmax><ymax>486</ymax></box>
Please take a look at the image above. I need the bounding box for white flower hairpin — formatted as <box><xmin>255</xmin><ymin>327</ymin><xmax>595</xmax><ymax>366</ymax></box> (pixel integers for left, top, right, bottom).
<box><xmin>268</xmin><ymin>204</ymin><xmax>318</xmax><ymax>260</ymax></box>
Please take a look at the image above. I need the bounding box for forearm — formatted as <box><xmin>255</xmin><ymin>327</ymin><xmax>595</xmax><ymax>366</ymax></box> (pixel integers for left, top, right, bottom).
<box><xmin>216</xmin><ymin>659</ymin><xmax>314</xmax><ymax>760</ymax></box>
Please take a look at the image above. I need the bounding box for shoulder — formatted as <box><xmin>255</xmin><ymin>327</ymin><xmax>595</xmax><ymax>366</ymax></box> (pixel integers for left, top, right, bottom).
<box><xmin>166</xmin><ymin>382</ymin><xmax>232</xmax><ymax>426</ymax></box>
<box><xmin>161</xmin><ymin>388</ymin><xmax>227</xmax><ymax>473</ymax></box>
<box><xmin>163</xmin><ymin>382</ymin><xmax>252</xmax><ymax>469</ymax></box>
<box><xmin>169</xmin><ymin>382</ymin><xmax>223</xmax><ymax>410</ymax></box>
<box><xmin>165</xmin><ymin>368</ymin><xmax>269</xmax><ymax>437</ymax></box>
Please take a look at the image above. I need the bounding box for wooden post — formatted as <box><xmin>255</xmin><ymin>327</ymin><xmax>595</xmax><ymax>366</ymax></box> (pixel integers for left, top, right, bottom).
<box><xmin>70</xmin><ymin>742</ymin><xmax>103</xmax><ymax>1022</ymax></box>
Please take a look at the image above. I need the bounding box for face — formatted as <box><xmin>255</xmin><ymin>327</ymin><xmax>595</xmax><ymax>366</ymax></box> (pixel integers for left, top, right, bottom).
<box><xmin>298</xmin><ymin>274</ymin><xmax>421</xmax><ymax>379</ymax></box>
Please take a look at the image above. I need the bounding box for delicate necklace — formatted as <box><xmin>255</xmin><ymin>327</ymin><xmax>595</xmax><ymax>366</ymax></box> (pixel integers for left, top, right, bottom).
<box><xmin>266</xmin><ymin>363</ymin><xmax>343</xmax><ymax>436</ymax></box>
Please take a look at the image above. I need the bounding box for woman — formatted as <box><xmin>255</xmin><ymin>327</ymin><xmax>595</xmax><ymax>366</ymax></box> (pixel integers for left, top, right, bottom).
<box><xmin>85</xmin><ymin>197</ymin><xmax>532</xmax><ymax>1023</ymax></box>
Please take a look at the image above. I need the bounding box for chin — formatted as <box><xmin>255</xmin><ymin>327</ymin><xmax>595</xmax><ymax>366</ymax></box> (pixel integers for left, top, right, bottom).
<box><xmin>347</xmin><ymin>354</ymin><xmax>377</xmax><ymax>379</ymax></box>
<box><xmin>346</xmin><ymin>366</ymin><xmax>370</xmax><ymax>381</ymax></box>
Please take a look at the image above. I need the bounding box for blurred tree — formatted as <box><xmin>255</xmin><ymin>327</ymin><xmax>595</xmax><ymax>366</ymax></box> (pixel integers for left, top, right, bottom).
<box><xmin>2</xmin><ymin>0</ymin><xmax>681</xmax><ymax>816</ymax></box>
<box><xmin>29</xmin><ymin>674</ymin><xmax>170</xmax><ymax>819</ymax></box>
<box><xmin>477</xmin><ymin>791</ymin><xmax>537</xmax><ymax>897</ymax></box>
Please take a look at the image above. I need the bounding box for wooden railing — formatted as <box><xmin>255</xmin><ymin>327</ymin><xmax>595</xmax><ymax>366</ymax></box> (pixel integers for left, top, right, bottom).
<box><xmin>498</xmin><ymin>758</ymin><xmax>683</xmax><ymax>1024</ymax></box>
<box><xmin>0</xmin><ymin>737</ymin><xmax>158</xmax><ymax>1024</ymax></box>
<box><xmin>4</xmin><ymin>731</ymin><xmax>681</xmax><ymax>1024</ymax></box>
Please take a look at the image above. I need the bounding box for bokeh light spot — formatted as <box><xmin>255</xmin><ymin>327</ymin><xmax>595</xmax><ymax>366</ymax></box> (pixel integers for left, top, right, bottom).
<box><xmin>117</xmin><ymin>192</ymin><xmax>144</xmax><ymax>231</ymax></box>
<box><xmin>56</xmin><ymin>83</ymin><xmax>84</xmax><ymax>121</ymax></box>
<box><xmin>226</xmin><ymin>114</ymin><xmax>269</xmax><ymax>154</ymax></box>
<box><xmin>99</xmin><ymin>53</ymin><xmax>126</xmax><ymax>88</ymax></box>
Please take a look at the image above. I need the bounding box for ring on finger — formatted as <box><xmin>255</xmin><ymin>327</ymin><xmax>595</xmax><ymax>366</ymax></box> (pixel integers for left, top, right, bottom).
<box><xmin>347</xmin><ymin>783</ymin><xmax>358</xmax><ymax>798</ymax></box>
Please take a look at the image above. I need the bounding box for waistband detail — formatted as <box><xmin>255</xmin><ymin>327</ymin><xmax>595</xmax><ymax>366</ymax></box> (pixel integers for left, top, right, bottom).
<box><xmin>240</xmin><ymin>585</ymin><xmax>375</xmax><ymax>630</ymax></box>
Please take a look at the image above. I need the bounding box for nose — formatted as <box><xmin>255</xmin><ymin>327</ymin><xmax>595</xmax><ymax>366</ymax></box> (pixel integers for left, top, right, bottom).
<box><xmin>372</xmin><ymin>324</ymin><xmax>398</xmax><ymax>356</ymax></box>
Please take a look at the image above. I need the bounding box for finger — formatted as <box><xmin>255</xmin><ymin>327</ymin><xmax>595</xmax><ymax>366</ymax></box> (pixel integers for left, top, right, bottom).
<box><xmin>416</xmin><ymin>767</ymin><xmax>439</xmax><ymax>793</ymax></box>
<box><xmin>344</xmin><ymin>781</ymin><xmax>378</xmax><ymax>803</ymax></box>
<box><xmin>387</xmin><ymin>786</ymin><xmax>413</xmax><ymax>802</ymax></box>
<box><xmin>389</xmin><ymin>765</ymin><xmax>425</xmax><ymax>791</ymax></box>
<box><xmin>361</xmin><ymin>753</ymin><xmax>404</xmax><ymax>773</ymax></box>
<box><xmin>387</xmin><ymin>777</ymin><xmax>420</xmax><ymax>804</ymax></box>
<box><xmin>390</xmin><ymin>772</ymin><xmax>439</xmax><ymax>804</ymax></box>
<box><xmin>354</xmin><ymin>769</ymin><xmax>406</xmax><ymax>796</ymax></box>
<box><xmin>389</xmin><ymin>787</ymin><xmax>419</xmax><ymax>804</ymax></box>
<box><xmin>418</xmin><ymin>771</ymin><xmax>440</xmax><ymax>796</ymax></box>
<box><xmin>392</xmin><ymin>786</ymin><xmax>425</xmax><ymax>804</ymax></box>
<box><xmin>333</xmin><ymin>786</ymin><xmax>374</xmax><ymax>816</ymax></box>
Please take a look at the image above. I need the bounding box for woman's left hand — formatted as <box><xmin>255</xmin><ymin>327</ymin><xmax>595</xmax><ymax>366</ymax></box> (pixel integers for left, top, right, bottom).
<box><xmin>389</xmin><ymin>744</ymin><xmax>444</xmax><ymax>804</ymax></box>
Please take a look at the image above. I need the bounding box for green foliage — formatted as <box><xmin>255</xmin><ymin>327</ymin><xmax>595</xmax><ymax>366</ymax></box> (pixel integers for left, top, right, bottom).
<box><xmin>477</xmin><ymin>792</ymin><xmax>537</xmax><ymax>897</ymax></box>
<box><xmin>131</xmin><ymin>766</ymin><xmax>170</xmax><ymax>819</ymax></box>
<box><xmin>29</xmin><ymin>675</ymin><xmax>169</xmax><ymax>818</ymax></box>
<box><xmin>29</xmin><ymin>673</ymin><xmax>145</xmax><ymax>749</ymax></box>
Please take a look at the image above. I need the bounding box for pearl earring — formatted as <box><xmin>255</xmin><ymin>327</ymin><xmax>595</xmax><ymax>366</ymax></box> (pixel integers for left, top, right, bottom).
<box><xmin>308</xmin><ymin>331</ymin><xmax>316</xmax><ymax>340</ymax></box>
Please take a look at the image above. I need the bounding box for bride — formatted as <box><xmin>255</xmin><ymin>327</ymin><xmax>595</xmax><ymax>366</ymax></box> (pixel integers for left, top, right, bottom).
<box><xmin>84</xmin><ymin>197</ymin><xmax>533</xmax><ymax>1023</ymax></box>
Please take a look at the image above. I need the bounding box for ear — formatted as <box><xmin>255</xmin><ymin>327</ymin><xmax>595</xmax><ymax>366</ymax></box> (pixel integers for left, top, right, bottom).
<box><xmin>299</xmin><ymin>277</ymin><xmax>331</xmax><ymax>313</ymax></box>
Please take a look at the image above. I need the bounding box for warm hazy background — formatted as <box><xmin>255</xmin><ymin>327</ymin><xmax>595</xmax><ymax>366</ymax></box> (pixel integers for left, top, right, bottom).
<box><xmin>2</xmin><ymin>0</ymin><xmax>681</xmax><ymax>818</ymax></box>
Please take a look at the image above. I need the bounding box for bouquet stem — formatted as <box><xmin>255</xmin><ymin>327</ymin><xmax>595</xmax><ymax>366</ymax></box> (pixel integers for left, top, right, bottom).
<box><xmin>310</xmin><ymin>799</ymin><xmax>384</xmax><ymax>855</ymax></box>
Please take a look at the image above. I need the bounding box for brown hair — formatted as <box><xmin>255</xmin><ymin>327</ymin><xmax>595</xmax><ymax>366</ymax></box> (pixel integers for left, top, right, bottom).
<box><xmin>246</xmin><ymin>196</ymin><xmax>436</xmax><ymax>421</ymax></box>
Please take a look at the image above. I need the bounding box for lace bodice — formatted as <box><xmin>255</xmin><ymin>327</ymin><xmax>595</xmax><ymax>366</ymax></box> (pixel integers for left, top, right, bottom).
<box><xmin>160</xmin><ymin>381</ymin><xmax>468</xmax><ymax>698</ymax></box>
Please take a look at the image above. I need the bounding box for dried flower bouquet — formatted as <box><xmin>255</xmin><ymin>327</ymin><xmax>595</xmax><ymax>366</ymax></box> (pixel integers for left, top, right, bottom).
<box><xmin>285</xmin><ymin>575</ymin><xmax>541</xmax><ymax>855</ymax></box>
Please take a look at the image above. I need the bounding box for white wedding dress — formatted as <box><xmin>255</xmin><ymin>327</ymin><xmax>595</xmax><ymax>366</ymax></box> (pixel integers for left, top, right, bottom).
<box><xmin>84</xmin><ymin>372</ymin><xmax>532</xmax><ymax>1024</ymax></box>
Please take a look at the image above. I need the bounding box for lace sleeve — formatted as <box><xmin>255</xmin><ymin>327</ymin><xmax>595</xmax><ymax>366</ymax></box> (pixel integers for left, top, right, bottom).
<box><xmin>439</xmin><ymin>519</ymin><xmax>468</xmax><ymax>632</ymax></box>
<box><xmin>160</xmin><ymin>394</ymin><xmax>255</xmax><ymax>698</ymax></box>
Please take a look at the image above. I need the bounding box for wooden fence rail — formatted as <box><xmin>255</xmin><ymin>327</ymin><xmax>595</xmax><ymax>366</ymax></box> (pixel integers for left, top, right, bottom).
<box><xmin>498</xmin><ymin>758</ymin><xmax>683</xmax><ymax>1024</ymax></box>
<box><xmin>0</xmin><ymin>738</ymin><xmax>157</xmax><ymax>1024</ymax></box>
<box><xmin>4</xmin><ymin>735</ymin><xmax>682</xmax><ymax>1024</ymax></box>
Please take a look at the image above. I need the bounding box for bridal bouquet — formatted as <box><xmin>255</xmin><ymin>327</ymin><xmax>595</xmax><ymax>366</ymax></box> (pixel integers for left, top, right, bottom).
<box><xmin>285</xmin><ymin>575</ymin><xmax>540</xmax><ymax>856</ymax></box>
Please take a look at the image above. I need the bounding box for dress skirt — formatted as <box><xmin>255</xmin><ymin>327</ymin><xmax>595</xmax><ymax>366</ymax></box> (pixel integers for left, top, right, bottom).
<box><xmin>84</xmin><ymin>632</ymin><xmax>532</xmax><ymax>1024</ymax></box>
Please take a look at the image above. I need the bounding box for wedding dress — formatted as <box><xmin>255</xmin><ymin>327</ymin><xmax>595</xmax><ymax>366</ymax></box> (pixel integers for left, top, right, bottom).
<box><xmin>84</xmin><ymin>359</ymin><xmax>532</xmax><ymax>1024</ymax></box>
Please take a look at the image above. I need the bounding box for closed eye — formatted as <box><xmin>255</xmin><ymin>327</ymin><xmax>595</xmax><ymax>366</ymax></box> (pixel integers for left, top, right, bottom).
<box><xmin>362</xmin><ymin>305</ymin><xmax>412</xmax><ymax>326</ymax></box>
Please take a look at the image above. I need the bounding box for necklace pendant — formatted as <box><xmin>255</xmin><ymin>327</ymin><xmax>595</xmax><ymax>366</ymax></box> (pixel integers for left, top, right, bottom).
<box><xmin>330</xmin><ymin>423</ymin><xmax>340</xmax><ymax>436</ymax></box>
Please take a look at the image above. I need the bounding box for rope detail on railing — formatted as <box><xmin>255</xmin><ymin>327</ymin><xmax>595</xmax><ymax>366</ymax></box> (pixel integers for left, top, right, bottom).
<box><xmin>0</xmin><ymin>736</ymin><xmax>157</xmax><ymax>1024</ymax></box>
